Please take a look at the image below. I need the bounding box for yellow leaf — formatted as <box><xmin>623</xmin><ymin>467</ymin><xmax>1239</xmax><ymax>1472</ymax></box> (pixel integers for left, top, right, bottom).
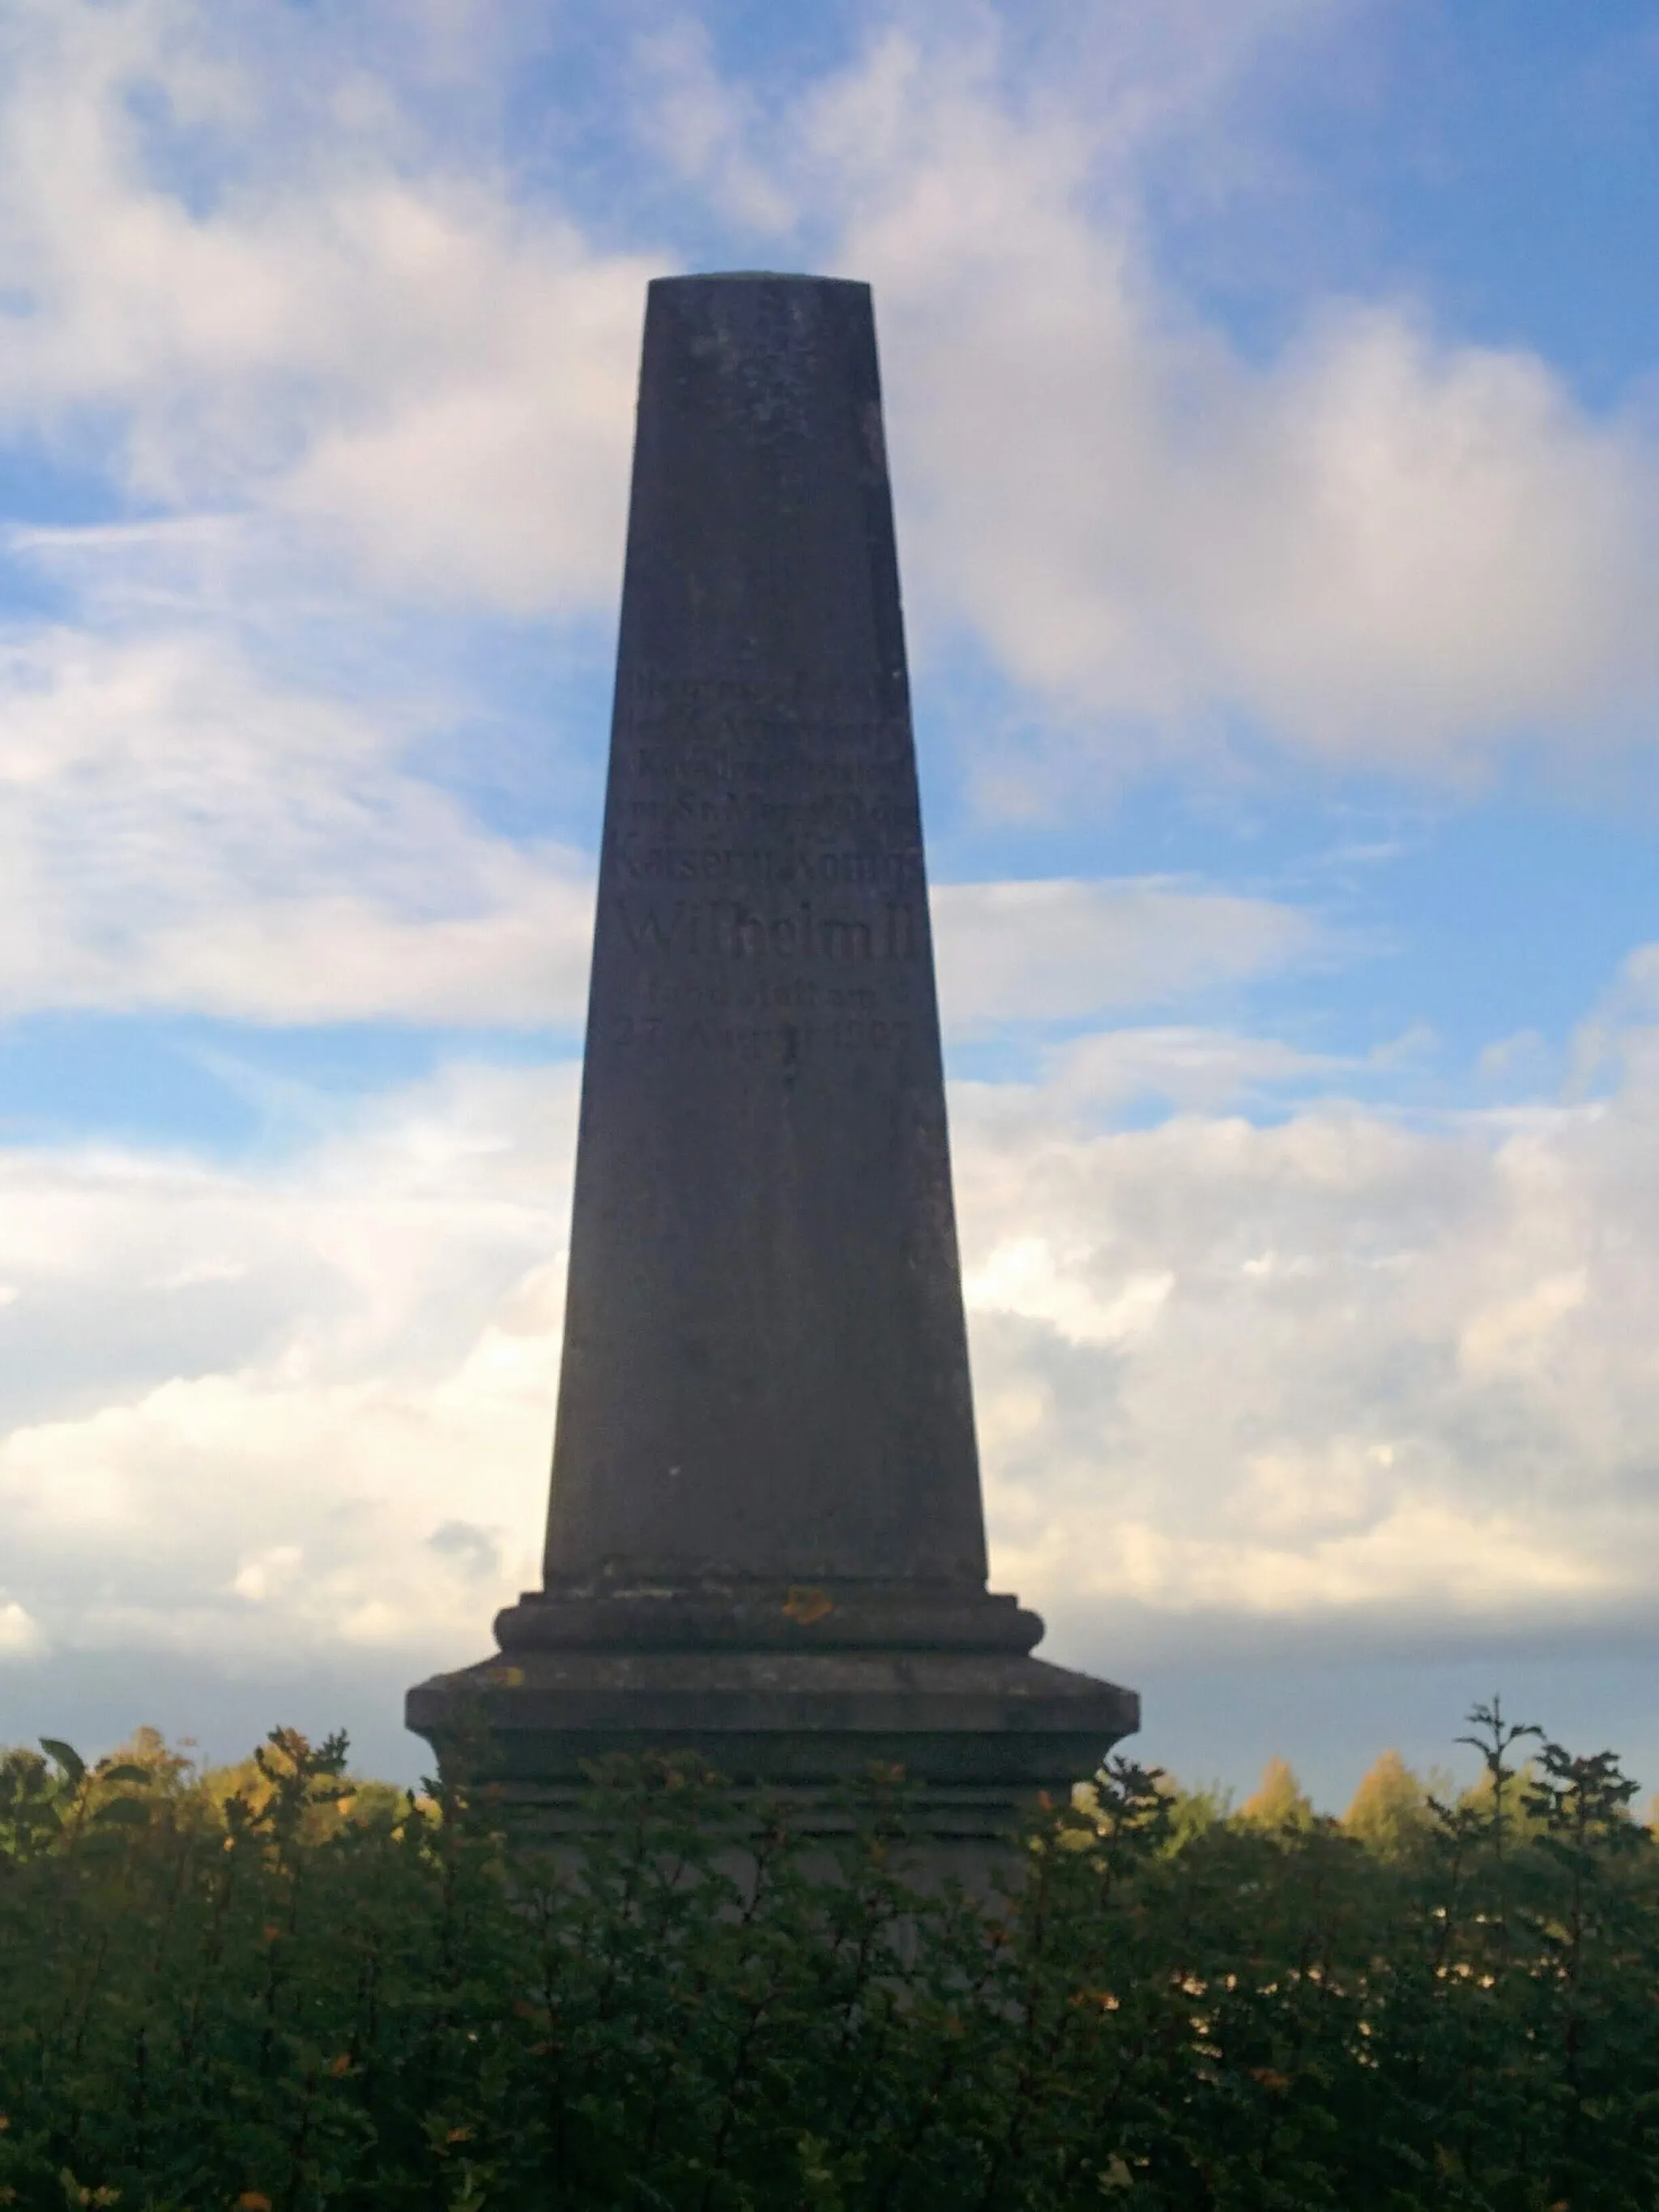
<box><xmin>237</xmin><ymin>2196</ymin><xmax>274</xmax><ymax>2211</ymax></box>
<box><xmin>781</xmin><ymin>1587</ymin><xmax>834</xmax><ymax>1626</ymax></box>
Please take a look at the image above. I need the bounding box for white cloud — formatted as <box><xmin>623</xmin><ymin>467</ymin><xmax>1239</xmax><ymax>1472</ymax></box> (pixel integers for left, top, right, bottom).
<box><xmin>0</xmin><ymin>0</ymin><xmax>647</xmax><ymax>614</ymax></box>
<box><xmin>630</xmin><ymin>19</ymin><xmax>798</xmax><ymax>235</ymax></box>
<box><xmin>606</xmin><ymin>9</ymin><xmax>1659</xmax><ymax>781</ymax></box>
<box><xmin>0</xmin><ymin>0</ymin><xmax>1648</xmax><ymax>1087</ymax></box>
<box><xmin>966</xmin><ymin>1237</ymin><xmax>1173</xmax><ymax>1347</ymax></box>
<box><xmin>0</xmin><ymin>624</ymin><xmax>595</xmax><ymax>1024</ymax></box>
<box><xmin>2</xmin><ymin>0</ymin><xmax>1653</xmax><ymax>785</ymax></box>
<box><xmin>0</xmin><ymin>1601</ymin><xmax>43</xmax><ymax>1657</ymax></box>
<box><xmin>3</xmin><ymin>982</ymin><xmax>1659</xmax><ymax>1686</ymax></box>
<box><xmin>1458</xmin><ymin>1268</ymin><xmax>1588</xmax><ymax>1382</ymax></box>
<box><xmin>932</xmin><ymin>878</ymin><xmax>1316</xmax><ymax>1028</ymax></box>
<box><xmin>957</xmin><ymin>1048</ymin><xmax>1659</xmax><ymax>1649</ymax></box>
<box><xmin>0</xmin><ymin>1061</ymin><xmax>577</xmax><ymax>1669</ymax></box>
<box><xmin>231</xmin><ymin>1544</ymin><xmax>303</xmax><ymax>1604</ymax></box>
<box><xmin>805</xmin><ymin>33</ymin><xmax>1659</xmax><ymax>775</ymax></box>
<box><xmin>0</xmin><ymin>0</ymin><xmax>1657</xmax><ymax>1730</ymax></box>
<box><xmin>0</xmin><ymin>604</ymin><xmax>1315</xmax><ymax>1031</ymax></box>
<box><xmin>962</xmin><ymin>1026</ymin><xmax>1328</xmax><ymax>1124</ymax></box>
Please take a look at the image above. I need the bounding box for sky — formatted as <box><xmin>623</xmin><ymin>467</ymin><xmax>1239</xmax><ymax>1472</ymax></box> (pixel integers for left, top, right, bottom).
<box><xmin>2</xmin><ymin>0</ymin><xmax>1659</xmax><ymax>1807</ymax></box>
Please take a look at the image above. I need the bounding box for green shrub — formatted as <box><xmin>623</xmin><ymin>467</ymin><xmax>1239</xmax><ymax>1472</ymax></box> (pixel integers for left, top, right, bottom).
<box><xmin>0</xmin><ymin>1700</ymin><xmax>1656</xmax><ymax>2209</ymax></box>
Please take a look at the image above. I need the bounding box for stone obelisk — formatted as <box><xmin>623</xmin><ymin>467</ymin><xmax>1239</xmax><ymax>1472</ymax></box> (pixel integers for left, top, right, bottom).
<box><xmin>407</xmin><ymin>274</ymin><xmax>1137</xmax><ymax>1837</ymax></box>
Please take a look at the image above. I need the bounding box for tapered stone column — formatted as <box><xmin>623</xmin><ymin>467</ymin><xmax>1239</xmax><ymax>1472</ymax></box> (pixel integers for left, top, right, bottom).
<box><xmin>407</xmin><ymin>274</ymin><xmax>1137</xmax><ymax>1837</ymax></box>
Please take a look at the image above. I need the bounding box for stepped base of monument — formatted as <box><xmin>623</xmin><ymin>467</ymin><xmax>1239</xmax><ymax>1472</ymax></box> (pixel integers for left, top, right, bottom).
<box><xmin>493</xmin><ymin>1576</ymin><xmax>1048</xmax><ymax>1654</ymax></box>
<box><xmin>405</xmin><ymin>1639</ymin><xmax>1139</xmax><ymax>1845</ymax></box>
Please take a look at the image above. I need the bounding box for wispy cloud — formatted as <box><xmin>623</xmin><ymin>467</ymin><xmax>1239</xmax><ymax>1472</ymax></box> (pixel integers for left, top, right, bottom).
<box><xmin>933</xmin><ymin>878</ymin><xmax>1318</xmax><ymax>1029</ymax></box>
<box><xmin>0</xmin><ymin>622</ymin><xmax>595</xmax><ymax>1024</ymax></box>
<box><xmin>0</xmin><ymin>0</ymin><xmax>647</xmax><ymax>611</ymax></box>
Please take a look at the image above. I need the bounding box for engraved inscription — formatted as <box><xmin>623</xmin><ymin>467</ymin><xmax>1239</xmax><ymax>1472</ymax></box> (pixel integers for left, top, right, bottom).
<box><xmin>625</xmin><ymin>671</ymin><xmax>900</xmax><ymax>712</ymax></box>
<box><xmin>616</xmin><ymin>897</ymin><xmax>921</xmax><ymax>963</ymax></box>
<box><xmin>633</xmin><ymin>745</ymin><xmax>912</xmax><ymax>789</ymax></box>
<box><xmin>604</xmin><ymin>669</ymin><xmax>930</xmax><ymax>1055</ymax></box>
<box><xmin>621</xmin><ymin>789</ymin><xmax>912</xmax><ymax>833</ymax></box>
<box><xmin>643</xmin><ymin>978</ymin><xmax>887</xmax><ymax>1014</ymax></box>
<box><xmin>615</xmin><ymin>1012</ymin><xmax>911</xmax><ymax>1057</ymax></box>
<box><xmin>609</xmin><ymin>835</ymin><xmax>923</xmax><ymax>891</ymax></box>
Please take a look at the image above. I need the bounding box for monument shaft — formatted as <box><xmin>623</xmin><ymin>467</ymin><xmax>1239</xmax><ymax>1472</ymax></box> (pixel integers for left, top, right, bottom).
<box><xmin>408</xmin><ymin>275</ymin><xmax>1137</xmax><ymax>1835</ymax></box>
<box><xmin>548</xmin><ymin>274</ymin><xmax>983</xmax><ymax>1593</ymax></box>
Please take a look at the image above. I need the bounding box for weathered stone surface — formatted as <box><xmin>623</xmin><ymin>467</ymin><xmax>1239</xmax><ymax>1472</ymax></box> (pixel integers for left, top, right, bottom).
<box><xmin>544</xmin><ymin>272</ymin><xmax>983</xmax><ymax>1597</ymax></box>
<box><xmin>407</xmin><ymin>273</ymin><xmax>1137</xmax><ymax>1833</ymax></box>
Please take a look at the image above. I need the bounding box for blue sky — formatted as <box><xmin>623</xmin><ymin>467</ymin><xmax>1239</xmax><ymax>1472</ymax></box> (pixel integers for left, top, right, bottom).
<box><xmin>3</xmin><ymin>0</ymin><xmax>1659</xmax><ymax>1807</ymax></box>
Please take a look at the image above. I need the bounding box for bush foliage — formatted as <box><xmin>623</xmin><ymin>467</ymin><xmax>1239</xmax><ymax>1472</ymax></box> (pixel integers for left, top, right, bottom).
<box><xmin>1</xmin><ymin>1701</ymin><xmax>1657</xmax><ymax>2209</ymax></box>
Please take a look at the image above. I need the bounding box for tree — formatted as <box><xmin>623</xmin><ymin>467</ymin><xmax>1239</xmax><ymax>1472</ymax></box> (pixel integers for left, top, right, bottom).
<box><xmin>1344</xmin><ymin>1749</ymin><xmax>1431</xmax><ymax>1858</ymax></box>
<box><xmin>1238</xmin><ymin>1755</ymin><xmax>1314</xmax><ymax>1831</ymax></box>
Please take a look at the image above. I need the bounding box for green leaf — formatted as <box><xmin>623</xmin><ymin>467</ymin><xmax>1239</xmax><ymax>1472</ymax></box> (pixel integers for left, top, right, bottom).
<box><xmin>92</xmin><ymin>1796</ymin><xmax>152</xmax><ymax>1827</ymax></box>
<box><xmin>40</xmin><ymin>1738</ymin><xmax>86</xmax><ymax>1785</ymax></box>
<box><xmin>98</xmin><ymin>1763</ymin><xmax>154</xmax><ymax>1788</ymax></box>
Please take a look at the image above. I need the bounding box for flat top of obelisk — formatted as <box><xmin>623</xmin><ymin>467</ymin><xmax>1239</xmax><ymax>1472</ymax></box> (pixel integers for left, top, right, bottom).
<box><xmin>651</xmin><ymin>270</ymin><xmax>869</xmax><ymax>293</ymax></box>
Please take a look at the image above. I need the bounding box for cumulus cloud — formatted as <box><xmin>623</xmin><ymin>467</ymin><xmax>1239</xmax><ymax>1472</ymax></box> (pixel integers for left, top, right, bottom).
<box><xmin>0</xmin><ymin>1602</ymin><xmax>43</xmax><ymax>1656</ymax></box>
<box><xmin>633</xmin><ymin>12</ymin><xmax>1659</xmax><ymax>778</ymax></box>
<box><xmin>897</xmin><ymin>272</ymin><xmax>1650</xmax><ymax>768</ymax></box>
<box><xmin>0</xmin><ymin>1062</ymin><xmax>578</xmax><ymax>1674</ymax></box>
<box><xmin>2</xmin><ymin>0</ymin><xmax>1655</xmax><ymax>785</ymax></box>
<box><xmin>2</xmin><ymin>0</ymin><xmax>1658</xmax><ymax>1767</ymax></box>
<box><xmin>0</xmin><ymin>0</ymin><xmax>647</xmax><ymax>612</ymax></box>
<box><xmin>5</xmin><ymin>977</ymin><xmax>1659</xmax><ymax>1696</ymax></box>
<box><xmin>956</xmin><ymin>1039</ymin><xmax>1659</xmax><ymax>1659</ymax></box>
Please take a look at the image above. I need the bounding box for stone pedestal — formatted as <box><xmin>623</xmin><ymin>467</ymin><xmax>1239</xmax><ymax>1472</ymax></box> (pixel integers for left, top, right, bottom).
<box><xmin>409</xmin><ymin>1576</ymin><xmax>1136</xmax><ymax>1843</ymax></box>
<box><xmin>407</xmin><ymin>273</ymin><xmax>1137</xmax><ymax>1838</ymax></box>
